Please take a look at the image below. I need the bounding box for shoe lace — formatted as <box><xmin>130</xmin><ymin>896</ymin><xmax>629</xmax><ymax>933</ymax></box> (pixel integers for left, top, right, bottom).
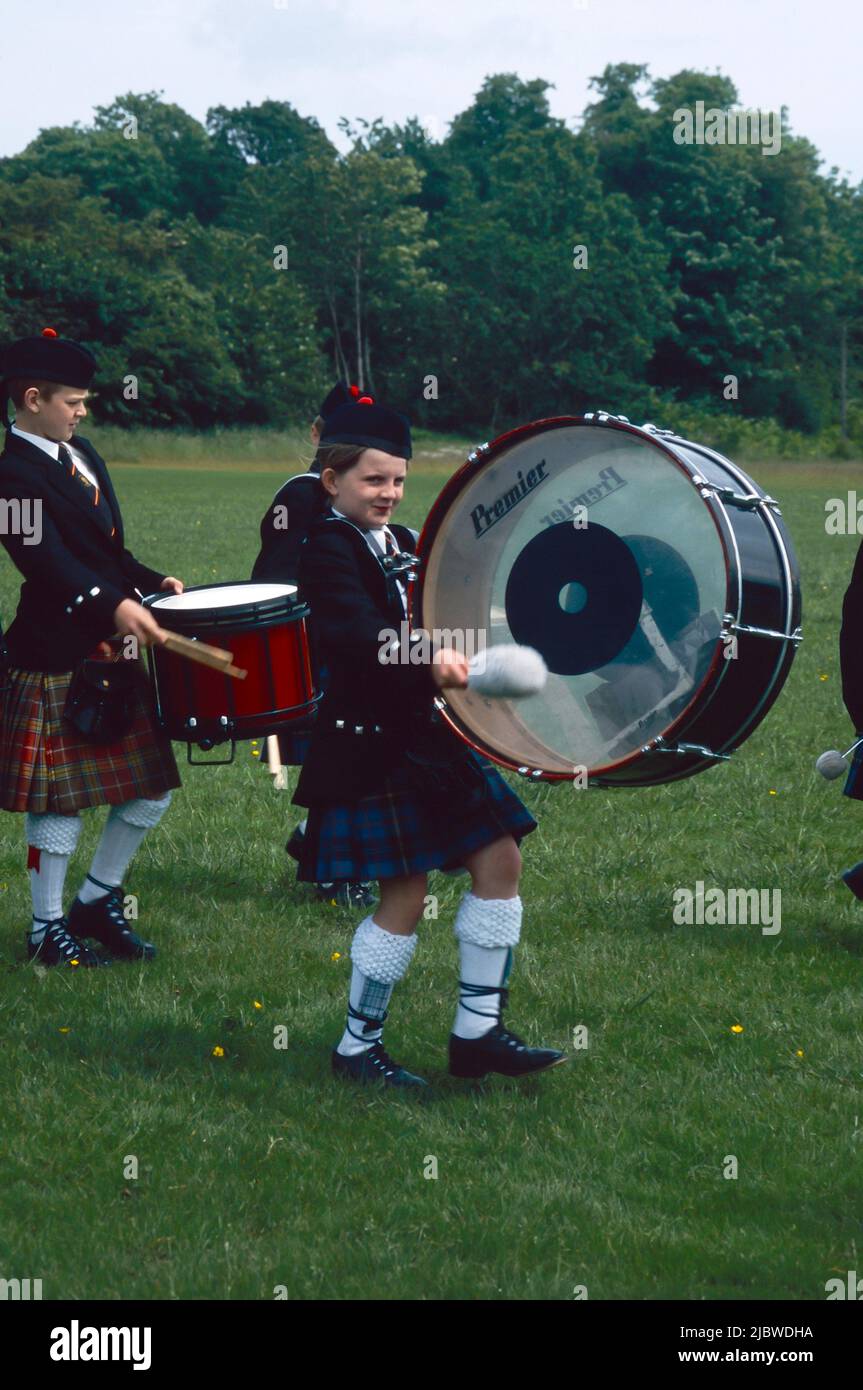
<box><xmin>458</xmin><ymin>981</ymin><xmax>510</xmax><ymax>1024</ymax></box>
<box><xmin>101</xmin><ymin>888</ymin><xmax>132</xmax><ymax>932</ymax></box>
<box><xmin>44</xmin><ymin>920</ymin><xmax>91</xmax><ymax>962</ymax></box>
<box><xmin>365</xmin><ymin>1042</ymin><xmax>400</xmax><ymax>1078</ymax></box>
<box><xmin>493</xmin><ymin>1024</ymin><xmax>527</xmax><ymax>1053</ymax></box>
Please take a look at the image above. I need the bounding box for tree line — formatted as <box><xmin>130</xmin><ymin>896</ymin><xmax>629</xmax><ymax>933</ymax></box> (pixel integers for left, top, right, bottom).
<box><xmin>0</xmin><ymin>67</ymin><xmax>860</xmax><ymax>442</ymax></box>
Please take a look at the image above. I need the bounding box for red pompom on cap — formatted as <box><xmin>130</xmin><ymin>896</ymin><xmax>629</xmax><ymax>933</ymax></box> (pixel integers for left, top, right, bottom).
<box><xmin>357</xmin><ymin>395</ymin><xmax>374</xmax><ymax>406</ymax></box>
<box><xmin>41</xmin><ymin>327</ymin><xmax>58</xmax><ymax>338</ymax></box>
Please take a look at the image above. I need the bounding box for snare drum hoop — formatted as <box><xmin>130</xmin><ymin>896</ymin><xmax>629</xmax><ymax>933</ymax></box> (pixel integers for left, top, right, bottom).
<box><xmin>145</xmin><ymin>580</ymin><xmax>308</xmax><ymax>631</ymax></box>
<box><xmin>412</xmin><ymin>415</ymin><xmax>777</xmax><ymax>781</ymax></box>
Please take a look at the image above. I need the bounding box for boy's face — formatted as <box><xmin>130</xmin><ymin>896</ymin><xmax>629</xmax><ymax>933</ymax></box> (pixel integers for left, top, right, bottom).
<box><xmin>322</xmin><ymin>449</ymin><xmax>406</xmax><ymax>530</ymax></box>
<box><xmin>20</xmin><ymin>384</ymin><xmax>88</xmax><ymax>442</ymax></box>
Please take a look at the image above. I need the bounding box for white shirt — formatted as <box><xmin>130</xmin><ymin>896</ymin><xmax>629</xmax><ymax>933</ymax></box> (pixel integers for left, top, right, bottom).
<box><xmin>11</xmin><ymin>424</ymin><xmax>99</xmax><ymax>488</ymax></box>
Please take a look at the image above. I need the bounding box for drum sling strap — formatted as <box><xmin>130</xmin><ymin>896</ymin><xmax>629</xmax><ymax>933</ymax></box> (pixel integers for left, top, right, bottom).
<box><xmin>0</xmin><ymin>607</ymin><xmax>9</xmax><ymax>698</ymax></box>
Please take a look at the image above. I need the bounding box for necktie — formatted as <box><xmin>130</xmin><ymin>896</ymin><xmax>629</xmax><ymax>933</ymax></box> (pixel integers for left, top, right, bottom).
<box><xmin>381</xmin><ymin>530</ymin><xmax>407</xmax><ymax>615</ymax></box>
<box><xmin>58</xmin><ymin>444</ymin><xmax>114</xmax><ymax>535</ymax></box>
<box><xmin>58</xmin><ymin>443</ymin><xmax>96</xmax><ymax>499</ymax></box>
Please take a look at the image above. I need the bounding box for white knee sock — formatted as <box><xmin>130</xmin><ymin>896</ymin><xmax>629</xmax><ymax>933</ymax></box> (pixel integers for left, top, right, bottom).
<box><xmin>25</xmin><ymin>812</ymin><xmax>82</xmax><ymax>940</ymax></box>
<box><xmin>337</xmin><ymin>916</ymin><xmax>418</xmax><ymax>1057</ymax></box>
<box><xmin>453</xmin><ymin>892</ymin><xmax>522</xmax><ymax>1040</ymax></box>
<box><xmin>29</xmin><ymin>854</ymin><xmax>72</xmax><ymax>937</ymax></box>
<box><xmin>79</xmin><ymin>795</ymin><xmax>172</xmax><ymax>902</ymax></box>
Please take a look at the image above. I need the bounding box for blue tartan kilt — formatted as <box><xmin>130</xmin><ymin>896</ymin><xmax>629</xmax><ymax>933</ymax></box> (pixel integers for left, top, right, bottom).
<box><xmin>297</xmin><ymin>754</ymin><xmax>537</xmax><ymax>882</ymax></box>
<box><xmin>844</xmin><ymin>739</ymin><xmax>863</xmax><ymax>799</ymax></box>
<box><xmin>277</xmin><ymin>729</ymin><xmax>313</xmax><ymax>767</ymax></box>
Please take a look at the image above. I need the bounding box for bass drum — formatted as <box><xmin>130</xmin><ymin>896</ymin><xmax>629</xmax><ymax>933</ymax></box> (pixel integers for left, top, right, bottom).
<box><xmin>413</xmin><ymin>414</ymin><xmax>801</xmax><ymax>786</ymax></box>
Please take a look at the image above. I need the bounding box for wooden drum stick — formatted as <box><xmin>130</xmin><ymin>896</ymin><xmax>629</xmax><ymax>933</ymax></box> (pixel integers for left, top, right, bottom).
<box><xmin>159</xmin><ymin>630</ymin><xmax>247</xmax><ymax>680</ymax></box>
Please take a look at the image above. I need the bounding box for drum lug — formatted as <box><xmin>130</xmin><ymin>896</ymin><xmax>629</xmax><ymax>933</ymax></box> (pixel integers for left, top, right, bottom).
<box><xmin>723</xmin><ymin>615</ymin><xmax>803</xmax><ymax>645</ymax></box>
<box><xmin>183</xmin><ymin>714</ymin><xmax>237</xmax><ymax>749</ymax></box>
<box><xmin>468</xmin><ymin>442</ymin><xmax>490</xmax><ymax>462</ymax></box>
<box><xmin>516</xmin><ymin>766</ymin><xmax>545</xmax><ymax>779</ymax></box>
<box><xmin>584</xmin><ymin>410</ymin><xmax>630</xmax><ymax>425</ymax></box>
<box><xmin>639</xmin><ymin>421</ymin><xmax>676</xmax><ymax>438</ymax></box>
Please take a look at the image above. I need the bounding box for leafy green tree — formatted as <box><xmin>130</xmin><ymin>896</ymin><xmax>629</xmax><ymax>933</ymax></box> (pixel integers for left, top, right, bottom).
<box><xmin>206</xmin><ymin>99</ymin><xmax>335</xmax><ymax>167</ymax></box>
<box><xmin>0</xmin><ymin>174</ymin><xmax>240</xmax><ymax>425</ymax></box>
<box><xmin>427</xmin><ymin>125</ymin><xmax>674</xmax><ymax>430</ymax></box>
<box><xmin>173</xmin><ymin>219</ymin><xmax>326</xmax><ymax>423</ymax></box>
<box><xmin>94</xmin><ymin>93</ymin><xmax>241</xmax><ymax>223</ymax></box>
<box><xmin>4</xmin><ymin>125</ymin><xmax>175</xmax><ymax>220</ymax></box>
<box><xmin>223</xmin><ymin>135</ymin><xmax>445</xmax><ymax>403</ymax></box>
<box><xmin>446</xmin><ymin>74</ymin><xmax>561</xmax><ymax>199</ymax></box>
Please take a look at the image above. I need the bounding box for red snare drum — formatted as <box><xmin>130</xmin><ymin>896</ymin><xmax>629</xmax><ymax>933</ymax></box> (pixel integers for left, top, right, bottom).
<box><xmin>145</xmin><ymin>582</ymin><xmax>318</xmax><ymax>750</ymax></box>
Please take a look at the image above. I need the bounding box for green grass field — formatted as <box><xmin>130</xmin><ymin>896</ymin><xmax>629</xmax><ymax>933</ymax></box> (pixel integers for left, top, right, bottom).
<box><xmin>1</xmin><ymin>439</ymin><xmax>861</xmax><ymax>1301</ymax></box>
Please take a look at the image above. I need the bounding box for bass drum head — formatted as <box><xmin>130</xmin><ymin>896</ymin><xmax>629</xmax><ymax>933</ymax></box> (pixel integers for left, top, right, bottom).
<box><xmin>415</xmin><ymin>420</ymin><xmax>727</xmax><ymax>777</ymax></box>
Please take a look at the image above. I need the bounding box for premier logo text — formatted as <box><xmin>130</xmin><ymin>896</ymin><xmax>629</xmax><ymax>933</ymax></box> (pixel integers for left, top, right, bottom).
<box><xmin>470</xmin><ymin>461</ymin><xmax>549</xmax><ymax>537</ymax></box>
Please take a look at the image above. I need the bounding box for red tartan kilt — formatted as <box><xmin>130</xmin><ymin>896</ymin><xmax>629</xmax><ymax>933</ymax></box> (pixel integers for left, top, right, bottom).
<box><xmin>0</xmin><ymin>665</ymin><xmax>181</xmax><ymax>814</ymax></box>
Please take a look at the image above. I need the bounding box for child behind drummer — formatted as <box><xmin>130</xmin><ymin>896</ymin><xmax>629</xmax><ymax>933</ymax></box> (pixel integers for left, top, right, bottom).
<box><xmin>293</xmin><ymin>399</ymin><xmax>565</xmax><ymax>1086</ymax></box>
<box><xmin>252</xmin><ymin>382</ymin><xmax>376</xmax><ymax>909</ymax></box>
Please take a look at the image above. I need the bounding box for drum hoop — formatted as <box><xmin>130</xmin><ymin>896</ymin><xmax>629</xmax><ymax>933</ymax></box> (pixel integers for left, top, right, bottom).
<box><xmin>414</xmin><ymin>416</ymin><xmax>798</xmax><ymax>781</ymax></box>
<box><xmin>145</xmin><ymin>581</ymin><xmax>307</xmax><ymax>631</ymax></box>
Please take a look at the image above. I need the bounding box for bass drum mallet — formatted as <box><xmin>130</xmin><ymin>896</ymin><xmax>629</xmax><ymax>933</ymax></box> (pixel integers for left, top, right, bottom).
<box><xmin>814</xmin><ymin>735</ymin><xmax>863</xmax><ymax>780</ymax></box>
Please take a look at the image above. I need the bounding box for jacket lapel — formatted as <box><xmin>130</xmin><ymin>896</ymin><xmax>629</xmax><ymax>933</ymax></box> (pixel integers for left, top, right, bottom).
<box><xmin>3</xmin><ymin>430</ymin><xmax>118</xmax><ymax>542</ymax></box>
<box><xmin>318</xmin><ymin>514</ymin><xmax>413</xmax><ymax>625</ymax></box>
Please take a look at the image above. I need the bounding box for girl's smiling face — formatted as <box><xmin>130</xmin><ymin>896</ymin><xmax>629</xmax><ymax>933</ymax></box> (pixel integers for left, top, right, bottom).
<box><xmin>321</xmin><ymin>449</ymin><xmax>407</xmax><ymax>529</ymax></box>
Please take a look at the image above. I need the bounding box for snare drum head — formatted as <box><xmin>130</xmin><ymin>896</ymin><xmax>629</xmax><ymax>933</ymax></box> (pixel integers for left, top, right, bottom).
<box><xmin>150</xmin><ymin>582</ymin><xmax>297</xmax><ymax>613</ymax></box>
<box><xmin>416</xmin><ymin>421</ymin><xmax>727</xmax><ymax>775</ymax></box>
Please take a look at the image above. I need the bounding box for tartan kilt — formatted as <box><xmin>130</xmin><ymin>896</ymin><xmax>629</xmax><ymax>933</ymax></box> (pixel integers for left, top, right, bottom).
<box><xmin>297</xmin><ymin>753</ymin><xmax>537</xmax><ymax>882</ymax></box>
<box><xmin>844</xmin><ymin>739</ymin><xmax>863</xmax><ymax>800</ymax></box>
<box><xmin>277</xmin><ymin>728</ymin><xmax>313</xmax><ymax>767</ymax></box>
<box><xmin>0</xmin><ymin>665</ymin><xmax>181</xmax><ymax>814</ymax></box>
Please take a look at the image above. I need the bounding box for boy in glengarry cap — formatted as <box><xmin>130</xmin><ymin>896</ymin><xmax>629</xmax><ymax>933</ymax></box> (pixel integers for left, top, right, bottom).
<box><xmin>0</xmin><ymin>328</ymin><xmax>184</xmax><ymax>967</ymax></box>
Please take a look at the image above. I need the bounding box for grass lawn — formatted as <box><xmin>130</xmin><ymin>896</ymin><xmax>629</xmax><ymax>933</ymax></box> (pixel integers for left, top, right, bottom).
<box><xmin>0</xmin><ymin>437</ymin><xmax>861</xmax><ymax>1301</ymax></box>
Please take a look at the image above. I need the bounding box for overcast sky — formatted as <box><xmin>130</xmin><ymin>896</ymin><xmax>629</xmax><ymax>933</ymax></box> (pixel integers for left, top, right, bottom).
<box><xmin>1</xmin><ymin>0</ymin><xmax>859</xmax><ymax>184</ymax></box>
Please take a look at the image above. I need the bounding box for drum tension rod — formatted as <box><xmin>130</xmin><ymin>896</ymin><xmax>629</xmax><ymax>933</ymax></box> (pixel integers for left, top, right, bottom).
<box><xmin>692</xmin><ymin>479</ymin><xmax>782</xmax><ymax>513</ymax></box>
<box><xmin>643</xmin><ymin>739</ymin><xmax>732</xmax><ymax>762</ymax></box>
<box><xmin>722</xmin><ymin>617</ymin><xmax>803</xmax><ymax>644</ymax></box>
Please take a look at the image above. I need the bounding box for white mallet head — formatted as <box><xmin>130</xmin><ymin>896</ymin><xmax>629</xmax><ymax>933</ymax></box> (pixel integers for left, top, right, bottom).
<box><xmin>467</xmin><ymin>644</ymin><xmax>548</xmax><ymax>699</ymax></box>
<box><xmin>815</xmin><ymin>749</ymin><xmax>849</xmax><ymax>780</ymax></box>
